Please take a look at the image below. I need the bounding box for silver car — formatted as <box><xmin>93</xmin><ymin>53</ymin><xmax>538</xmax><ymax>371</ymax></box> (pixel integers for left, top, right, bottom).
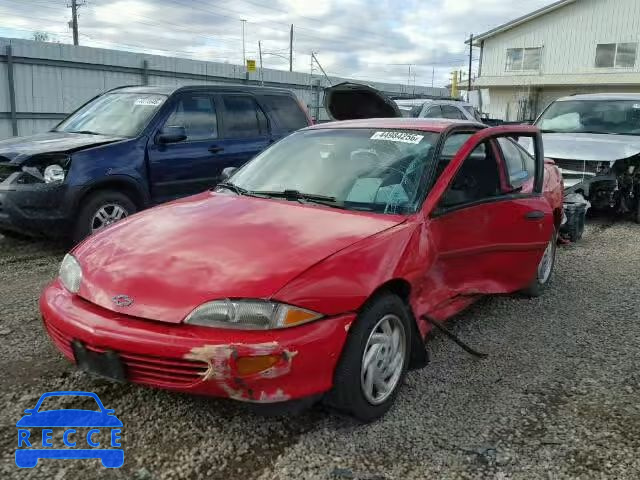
<box><xmin>525</xmin><ymin>93</ymin><xmax>640</xmax><ymax>222</ymax></box>
<box><xmin>394</xmin><ymin>99</ymin><xmax>481</xmax><ymax>122</ymax></box>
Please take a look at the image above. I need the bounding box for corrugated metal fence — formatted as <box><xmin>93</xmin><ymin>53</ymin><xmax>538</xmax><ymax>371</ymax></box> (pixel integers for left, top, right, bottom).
<box><xmin>0</xmin><ymin>37</ymin><xmax>448</xmax><ymax>139</ymax></box>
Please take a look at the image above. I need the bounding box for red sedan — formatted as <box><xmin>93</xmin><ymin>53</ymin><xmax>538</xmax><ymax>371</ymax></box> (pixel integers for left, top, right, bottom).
<box><xmin>41</xmin><ymin>118</ymin><xmax>563</xmax><ymax>421</ymax></box>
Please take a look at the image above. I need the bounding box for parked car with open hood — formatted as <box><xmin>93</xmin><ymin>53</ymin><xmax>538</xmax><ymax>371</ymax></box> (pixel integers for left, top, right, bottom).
<box><xmin>41</xmin><ymin>83</ymin><xmax>563</xmax><ymax>421</ymax></box>
<box><xmin>0</xmin><ymin>84</ymin><xmax>311</xmax><ymax>242</ymax></box>
<box><xmin>522</xmin><ymin>93</ymin><xmax>640</xmax><ymax>222</ymax></box>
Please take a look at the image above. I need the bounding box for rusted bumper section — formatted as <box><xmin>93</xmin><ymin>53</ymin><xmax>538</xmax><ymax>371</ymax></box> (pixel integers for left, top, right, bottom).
<box><xmin>40</xmin><ymin>281</ymin><xmax>355</xmax><ymax>403</ymax></box>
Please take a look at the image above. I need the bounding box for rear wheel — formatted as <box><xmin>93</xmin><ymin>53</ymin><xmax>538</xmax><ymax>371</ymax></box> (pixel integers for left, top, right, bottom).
<box><xmin>522</xmin><ymin>229</ymin><xmax>557</xmax><ymax>297</ymax></box>
<box><xmin>324</xmin><ymin>293</ymin><xmax>411</xmax><ymax>422</ymax></box>
<box><xmin>72</xmin><ymin>190</ymin><xmax>136</xmax><ymax>244</ymax></box>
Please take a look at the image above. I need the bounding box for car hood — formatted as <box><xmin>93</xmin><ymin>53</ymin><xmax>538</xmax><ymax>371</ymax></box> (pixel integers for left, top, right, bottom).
<box><xmin>324</xmin><ymin>82</ymin><xmax>401</xmax><ymax>120</ymax></box>
<box><xmin>16</xmin><ymin>410</ymin><xmax>123</xmax><ymax>427</ymax></box>
<box><xmin>75</xmin><ymin>192</ymin><xmax>405</xmax><ymax>323</ymax></box>
<box><xmin>0</xmin><ymin>131</ymin><xmax>124</xmax><ymax>164</ymax></box>
<box><xmin>521</xmin><ymin>132</ymin><xmax>640</xmax><ymax>162</ymax></box>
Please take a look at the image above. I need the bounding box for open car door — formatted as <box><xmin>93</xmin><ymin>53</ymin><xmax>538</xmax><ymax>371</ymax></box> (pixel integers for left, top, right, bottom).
<box><xmin>323</xmin><ymin>82</ymin><xmax>401</xmax><ymax>120</ymax></box>
<box><xmin>418</xmin><ymin>125</ymin><xmax>555</xmax><ymax>319</ymax></box>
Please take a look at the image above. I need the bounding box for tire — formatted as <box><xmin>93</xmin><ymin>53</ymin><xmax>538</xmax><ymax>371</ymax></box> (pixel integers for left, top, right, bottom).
<box><xmin>635</xmin><ymin>202</ymin><xmax>640</xmax><ymax>224</ymax></box>
<box><xmin>521</xmin><ymin>228</ymin><xmax>557</xmax><ymax>298</ymax></box>
<box><xmin>324</xmin><ymin>293</ymin><xmax>412</xmax><ymax>422</ymax></box>
<box><xmin>72</xmin><ymin>190</ymin><xmax>137</xmax><ymax>244</ymax></box>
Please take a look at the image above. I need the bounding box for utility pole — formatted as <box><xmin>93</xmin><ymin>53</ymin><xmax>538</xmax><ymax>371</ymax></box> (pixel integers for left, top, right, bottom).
<box><xmin>289</xmin><ymin>24</ymin><xmax>294</xmax><ymax>72</ymax></box>
<box><xmin>258</xmin><ymin>40</ymin><xmax>264</xmax><ymax>86</ymax></box>
<box><xmin>311</xmin><ymin>52</ymin><xmax>332</xmax><ymax>86</ymax></box>
<box><xmin>68</xmin><ymin>0</ymin><xmax>84</xmax><ymax>46</ymax></box>
<box><xmin>467</xmin><ymin>33</ymin><xmax>473</xmax><ymax>102</ymax></box>
<box><xmin>241</xmin><ymin>19</ymin><xmax>247</xmax><ymax>69</ymax></box>
<box><xmin>431</xmin><ymin>67</ymin><xmax>435</xmax><ymax>88</ymax></box>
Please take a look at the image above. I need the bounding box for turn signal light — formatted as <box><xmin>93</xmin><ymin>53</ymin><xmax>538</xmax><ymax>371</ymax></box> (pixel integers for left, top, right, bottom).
<box><xmin>236</xmin><ymin>355</ymin><xmax>280</xmax><ymax>376</ymax></box>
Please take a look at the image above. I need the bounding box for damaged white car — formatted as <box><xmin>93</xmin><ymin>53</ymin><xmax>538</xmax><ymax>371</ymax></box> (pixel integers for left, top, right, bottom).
<box><xmin>523</xmin><ymin>93</ymin><xmax>640</xmax><ymax>223</ymax></box>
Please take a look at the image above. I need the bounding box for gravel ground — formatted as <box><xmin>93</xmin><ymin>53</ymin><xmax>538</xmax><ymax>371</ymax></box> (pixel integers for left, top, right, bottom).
<box><xmin>0</xmin><ymin>221</ymin><xmax>638</xmax><ymax>479</ymax></box>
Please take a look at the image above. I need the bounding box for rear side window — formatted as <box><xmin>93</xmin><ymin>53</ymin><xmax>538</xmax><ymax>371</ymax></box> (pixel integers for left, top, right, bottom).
<box><xmin>165</xmin><ymin>95</ymin><xmax>217</xmax><ymax>141</ymax></box>
<box><xmin>497</xmin><ymin>137</ymin><xmax>535</xmax><ymax>187</ymax></box>
<box><xmin>421</xmin><ymin>105</ymin><xmax>443</xmax><ymax>118</ymax></box>
<box><xmin>222</xmin><ymin>95</ymin><xmax>268</xmax><ymax>138</ymax></box>
<box><xmin>260</xmin><ymin>95</ymin><xmax>309</xmax><ymax>132</ymax></box>
<box><xmin>441</xmin><ymin>105</ymin><xmax>465</xmax><ymax>120</ymax></box>
<box><xmin>464</xmin><ymin>105</ymin><xmax>482</xmax><ymax>121</ymax></box>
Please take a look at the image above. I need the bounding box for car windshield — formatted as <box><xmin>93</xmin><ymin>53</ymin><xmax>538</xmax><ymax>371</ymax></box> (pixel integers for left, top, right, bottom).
<box><xmin>224</xmin><ymin>128</ymin><xmax>439</xmax><ymax>214</ymax></box>
<box><xmin>55</xmin><ymin>93</ymin><xmax>167</xmax><ymax>137</ymax></box>
<box><xmin>536</xmin><ymin>99</ymin><xmax>640</xmax><ymax>135</ymax></box>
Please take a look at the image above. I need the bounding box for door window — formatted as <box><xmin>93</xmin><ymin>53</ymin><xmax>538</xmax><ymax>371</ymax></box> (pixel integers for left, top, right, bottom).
<box><xmin>441</xmin><ymin>105</ymin><xmax>466</xmax><ymax>120</ymax></box>
<box><xmin>497</xmin><ymin>137</ymin><xmax>535</xmax><ymax>188</ymax></box>
<box><xmin>165</xmin><ymin>95</ymin><xmax>218</xmax><ymax>141</ymax></box>
<box><xmin>421</xmin><ymin>105</ymin><xmax>443</xmax><ymax>118</ymax></box>
<box><xmin>222</xmin><ymin>95</ymin><xmax>268</xmax><ymax>138</ymax></box>
<box><xmin>439</xmin><ymin>141</ymin><xmax>502</xmax><ymax>209</ymax></box>
<box><xmin>260</xmin><ymin>95</ymin><xmax>308</xmax><ymax>132</ymax></box>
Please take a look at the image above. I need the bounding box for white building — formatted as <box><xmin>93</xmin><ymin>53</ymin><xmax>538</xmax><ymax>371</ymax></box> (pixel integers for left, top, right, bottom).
<box><xmin>472</xmin><ymin>0</ymin><xmax>640</xmax><ymax>121</ymax></box>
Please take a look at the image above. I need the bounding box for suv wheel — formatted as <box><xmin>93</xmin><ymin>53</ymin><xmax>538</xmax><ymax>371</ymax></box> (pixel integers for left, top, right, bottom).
<box><xmin>324</xmin><ymin>293</ymin><xmax>411</xmax><ymax>422</ymax></box>
<box><xmin>72</xmin><ymin>190</ymin><xmax>136</xmax><ymax>244</ymax></box>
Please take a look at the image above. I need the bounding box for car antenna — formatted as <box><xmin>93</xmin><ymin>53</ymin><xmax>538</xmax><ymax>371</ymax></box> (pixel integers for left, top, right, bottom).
<box><xmin>421</xmin><ymin>315</ymin><xmax>488</xmax><ymax>358</ymax></box>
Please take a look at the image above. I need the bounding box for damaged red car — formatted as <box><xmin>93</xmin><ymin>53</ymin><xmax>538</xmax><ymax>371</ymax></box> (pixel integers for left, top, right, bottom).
<box><xmin>40</xmin><ymin>91</ymin><xmax>563</xmax><ymax>421</ymax></box>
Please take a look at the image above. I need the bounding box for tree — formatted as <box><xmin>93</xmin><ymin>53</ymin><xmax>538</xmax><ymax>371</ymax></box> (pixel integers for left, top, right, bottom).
<box><xmin>33</xmin><ymin>31</ymin><xmax>50</xmax><ymax>42</ymax></box>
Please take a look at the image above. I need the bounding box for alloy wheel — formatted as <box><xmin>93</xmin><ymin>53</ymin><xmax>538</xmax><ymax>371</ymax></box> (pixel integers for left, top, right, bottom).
<box><xmin>91</xmin><ymin>203</ymin><xmax>129</xmax><ymax>232</ymax></box>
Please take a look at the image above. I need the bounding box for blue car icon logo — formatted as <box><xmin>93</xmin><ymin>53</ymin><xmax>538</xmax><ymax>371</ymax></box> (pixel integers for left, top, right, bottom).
<box><xmin>15</xmin><ymin>391</ymin><xmax>123</xmax><ymax>468</ymax></box>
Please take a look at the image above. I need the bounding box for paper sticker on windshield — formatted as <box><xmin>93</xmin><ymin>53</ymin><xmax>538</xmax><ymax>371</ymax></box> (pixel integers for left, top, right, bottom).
<box><xmin>371</xmin><ymin>131</ymin><xmax>424</xmax><ymax>144</ymax></box>
<box><xmin>634</xmin><ymin>104</ymin><xmax>640</xmax><ymax>109</ymax></box>
<box><xmin>134</xmin><ymin>97</ymin><xmax>163</xmax><ymax>106</ymax></box>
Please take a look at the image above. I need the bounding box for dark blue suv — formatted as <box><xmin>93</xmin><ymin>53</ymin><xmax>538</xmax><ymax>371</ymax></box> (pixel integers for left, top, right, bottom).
<box><xmin>0</xmin><ymin>85</ymin><xmax>311</xmax><ymax>242</ymax></box>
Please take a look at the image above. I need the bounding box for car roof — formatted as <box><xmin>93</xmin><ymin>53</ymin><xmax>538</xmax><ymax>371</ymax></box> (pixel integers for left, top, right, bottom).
<box><xmin>395</xmin><ymin>99</ymin><xmax>474</xmax><ymax>107</ymax></box>
<box><xmin>556</xmin><ymin>93</ymin><xmax>640</xmax><ymax>102</ymax></box>
<box><xmin>109</xmin><ymin>84</ymin><xmax>295</xmax><ymax>96</ymax></box>
<box><xmin>307</xmin><ymin>117</ymin><xmax>484</xmax><ymax>132</ymax></box>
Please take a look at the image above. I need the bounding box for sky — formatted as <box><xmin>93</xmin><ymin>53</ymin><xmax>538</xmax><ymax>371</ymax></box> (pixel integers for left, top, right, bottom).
<box><xmin>0</xmin><ymin>0</ymin><xmax>553</xmax><ymax>88</ymax></box>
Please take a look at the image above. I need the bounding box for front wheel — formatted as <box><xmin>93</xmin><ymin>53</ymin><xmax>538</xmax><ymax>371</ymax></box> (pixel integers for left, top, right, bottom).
<box><xmin>72</xmin><ymin>190</ymin><xmax>137</xmax><ymax>244</ymax></box>
<box><xmin>521</xmin><ymin>229</ymin><xmax>557</xmax><ymax>297</ymax></box>
<box><xmin>324</xmin><ymin>293</ymin><xmax>411</xmax><ymax>422</ymax></box>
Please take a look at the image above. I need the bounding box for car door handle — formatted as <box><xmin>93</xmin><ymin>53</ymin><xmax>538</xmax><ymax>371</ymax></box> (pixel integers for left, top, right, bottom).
<box><xmin>208</xmin><ymin>146</ymin><xmax>224</xmax><ymax>154</ymax></box>
<box><xmin>525</xmin><ymin>210</ymin><xmax>545</xmax><ymax>220</ymax></box>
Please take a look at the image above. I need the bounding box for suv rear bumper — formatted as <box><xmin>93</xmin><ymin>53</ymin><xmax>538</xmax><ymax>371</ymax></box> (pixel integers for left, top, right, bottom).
<box><xmin>0</xmin><ymin>184</ymin><xmax>72</xmax><ymax>238</ymax></box>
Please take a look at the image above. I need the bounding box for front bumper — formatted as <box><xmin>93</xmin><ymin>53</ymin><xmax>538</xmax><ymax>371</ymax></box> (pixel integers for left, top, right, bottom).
<box><xmin>0</xmin><ymin>183</ymin><xmax>72</xmax><ymax>238</ymax></box>
<box><xmin>40</xmin><ymin>281</ymin><xmax>355</xmax><ymax>403</ymax></box>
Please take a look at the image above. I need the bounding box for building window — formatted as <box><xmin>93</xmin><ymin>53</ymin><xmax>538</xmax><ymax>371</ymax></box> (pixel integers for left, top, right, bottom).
<box><xmin>595</xmin><ymin>43</ymin><xmax>637</xmax><ymax>68</ymax></box>
<box><xmin>505</xmin><ymin>47</ymin><xmax>542</xmax><ymax>71</ymax></box>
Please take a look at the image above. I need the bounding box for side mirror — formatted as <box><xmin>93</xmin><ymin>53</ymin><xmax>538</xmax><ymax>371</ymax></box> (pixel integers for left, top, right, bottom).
<box><xmin>157</xmin><ymin>125</ymin><xmax>187</xmax><ymax>144</ymax></box>
<box><xmin>221</xmin><ymin>167</ymin><xmax>237</xmax><ymax>181</ymax></box>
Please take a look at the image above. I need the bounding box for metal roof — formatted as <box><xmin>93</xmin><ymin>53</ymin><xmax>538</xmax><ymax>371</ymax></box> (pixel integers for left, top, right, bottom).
<box><xmin>111</xmin><ymin>84</ymin><xmax>294</xmax><ymax>95</ymax></box>
<box><xmin>469</xmin><ymin>0</ymin><xmax>578</xmax><ymax>44</ymax></box>
<box><xmin>556</xmin><ymin>92</ymin><xmax>640</xmax><ymax>101</ymax></box>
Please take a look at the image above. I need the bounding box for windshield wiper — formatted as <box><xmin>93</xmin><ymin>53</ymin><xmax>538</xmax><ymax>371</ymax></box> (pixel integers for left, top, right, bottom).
<box><xmin>249</xmin><ymin>190</ymin><xmax>346</xmax><ymax>209</ymax></box>
<box><xmin>215</xmin><ymin>182</ymin><xmax>247</xmax><ymax>196</ymax></box>
<box><xmin>576</xmin><ymin>130</ymin><xmax>622</xmax><ymax>135</ymax></box>
<box><xmin>68</xmin><ymin>130</ymin><xmax>102</xmax><ymax>135</ymax></box>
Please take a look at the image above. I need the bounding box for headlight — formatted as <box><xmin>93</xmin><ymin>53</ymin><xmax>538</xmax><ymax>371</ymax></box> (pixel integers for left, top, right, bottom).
<box><xmin>59</xmin><ymin>254</ymin><xmax>82</xmax><ymax>293</ymax></box>
<box><xmin>184</xmin><ymin>299</ymin><xmax>322</xmax><ymax>330</ymax></box>
<box><xmin>44</xmin><ymin>164</ymin><xmax>66</xmax><ymax>183</ymax></box>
